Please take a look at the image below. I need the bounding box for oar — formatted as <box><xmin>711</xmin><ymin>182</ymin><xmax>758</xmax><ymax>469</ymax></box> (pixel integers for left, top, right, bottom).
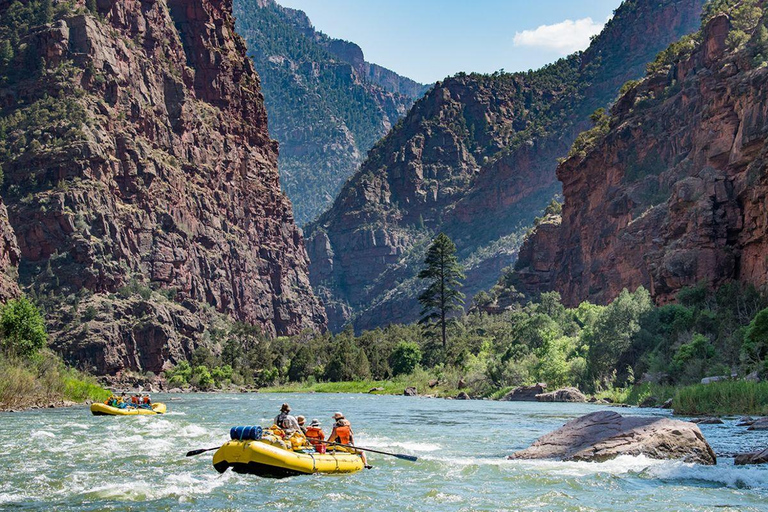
<box><xmin>186</xmin><ymin>447</ymin><xmax>220</xmax><ymax>457</ymax></box>
<box><xmin>325</xmin><ymin>441</ymin><xmax>417</xmax><ymax>462</ymax></box>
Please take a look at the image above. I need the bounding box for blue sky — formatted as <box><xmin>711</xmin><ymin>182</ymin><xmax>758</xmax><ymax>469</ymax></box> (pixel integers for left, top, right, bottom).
<box><xmin>277</xmin><ymin>0</ymin><xmax>624</xmax><ymax>84</ymax></box>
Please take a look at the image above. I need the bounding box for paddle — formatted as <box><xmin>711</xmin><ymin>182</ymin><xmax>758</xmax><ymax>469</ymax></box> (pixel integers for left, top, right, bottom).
<box><xmin>186</xmin><ymin>447</ymin><xmax>220</xmax><ymax>457</ymax></box>
<box><xmin>325</xmin><ymin>441</ymin><xmax>417</xmax><ymax>462</ymax></box>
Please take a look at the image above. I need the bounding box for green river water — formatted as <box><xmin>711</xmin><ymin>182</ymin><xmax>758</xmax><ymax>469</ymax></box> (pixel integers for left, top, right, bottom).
<box><xmin>0</xmin><ymin>393</ymin><xmax>767</xmax><ymax>511</ymax></box>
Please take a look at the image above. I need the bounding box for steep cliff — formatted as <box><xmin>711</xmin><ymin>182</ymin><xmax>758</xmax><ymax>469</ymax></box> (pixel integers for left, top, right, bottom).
<box><xmin>307</xmin><ymin>0</ymin><xmax>706</xmax><ymax>331</ymax></box>
<box><xmin>514</xmin><ymin>1</ymin><xmax>768</xmax><ymax>306</ymax></box>
<box><xmin>0</xmin><ymin>0</ymin><xmax>325</xmax><ymax>374</ymax></box>
<box><xmin>233</xmin><ymin>0</ymin><xmax>428</xmax><ymax>225</ymax></box>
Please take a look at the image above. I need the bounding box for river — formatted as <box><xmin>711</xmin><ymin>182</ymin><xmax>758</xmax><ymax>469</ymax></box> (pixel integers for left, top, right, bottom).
<box><xmin>0</xmin><ymin>393</ymin><xmax>767</xmax><ymax>511</ymax></box>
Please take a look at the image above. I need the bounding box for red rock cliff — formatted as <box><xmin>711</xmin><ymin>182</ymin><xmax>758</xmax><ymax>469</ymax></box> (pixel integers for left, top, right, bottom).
<box><xmin>516</xmin><ymin>10</ymin><xmax>768</xmax><ymax>306</ymax></box>
<box><xmin>0</xmin><ymin>0</ymin><xmax>326</xmax><ymax>373</ymax></box>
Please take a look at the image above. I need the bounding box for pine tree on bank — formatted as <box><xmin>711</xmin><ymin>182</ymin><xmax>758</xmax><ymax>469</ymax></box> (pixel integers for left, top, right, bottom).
<box><xmin>417</xmin><ymin>233</ymin><xmax>465</xmax><ymax>349</ymax></box>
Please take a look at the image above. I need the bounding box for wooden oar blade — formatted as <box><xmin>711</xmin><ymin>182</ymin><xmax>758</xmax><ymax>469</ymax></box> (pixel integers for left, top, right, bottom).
<box><xmin>186</xmin><ymin>447</ymin><xmax>218</xmax><ymax>457</ymax></box>
<box><xmin>395</xmin><ymin>453</ymin><xmax>418</xmax><ymax>462</ymax></box>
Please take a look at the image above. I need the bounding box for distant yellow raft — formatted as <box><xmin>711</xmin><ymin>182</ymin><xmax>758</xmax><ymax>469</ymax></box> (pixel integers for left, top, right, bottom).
<box><xmin>213</xmin><ymin>440</ymin><xmax>364</xmax><ymax>477</ymax></box>
<box><xmin>90</xmin><ymin>402</ymin><xmax>167</xmax><ymax>416</ymax></box>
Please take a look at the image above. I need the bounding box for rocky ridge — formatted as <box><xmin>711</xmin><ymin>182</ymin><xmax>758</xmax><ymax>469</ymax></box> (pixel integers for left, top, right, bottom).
<box><xmin>513</xmin><ymin>4</ymin><xmax>768</xmax><ymax>306</ymax></box>
<box><xmin>0</xmin><ymin>0</ymin><xmax>325</xmax><ymax>374</ymax></box>
<box><xmin>233</xmin><ymin>0</ymin><xmax>428</xmax><ymax>225</ymax></box>
<box><xmin>306</xmin><ymin>0</ymin><xmax>706</xmax><ymax>331</ymax></box>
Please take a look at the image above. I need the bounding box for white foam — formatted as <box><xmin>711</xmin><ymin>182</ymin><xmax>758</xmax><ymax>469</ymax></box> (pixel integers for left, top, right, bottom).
<box><xmin>643</xmin><ymin>460</ymin><xmax>768</xmax><ymax>489</ymax></box>
<box><xmin>30</xmin><ymin>431</ymin><xmax>55</xmax><ymax>439</ymax></box>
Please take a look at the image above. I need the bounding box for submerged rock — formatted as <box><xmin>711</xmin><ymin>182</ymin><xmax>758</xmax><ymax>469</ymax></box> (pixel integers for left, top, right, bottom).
<box><xmin>692</xmin><ymin>417</ymin><xmax>724</xmax><ymax>425</ymax></box>
<box><xmin>501</xmin><ymin>384</ymin><xmax>546</xmax><ymax>401</ymax></box>
<box><xmin>748</xmin><ymin>417</ymin><xmax>768</xmax><ymax>431</ymax></box>
<box><xmin>736</xmin><ymin>416</ymin><xmax>755</xmax><ymax>427</ymax></box>
<box><xmin>536</xmin><ymin>387</ymin><xmax>586</xmax><ymax>403</ymax></box>
<box><xmin>734</xmin><ymin>448</ymin><xmax>768</xmax><ymax>465</ymax></box>
<box><xmin>507</xmin><ymin>411</ymin><xmax>716</xmax><ymax>465</ymax></box>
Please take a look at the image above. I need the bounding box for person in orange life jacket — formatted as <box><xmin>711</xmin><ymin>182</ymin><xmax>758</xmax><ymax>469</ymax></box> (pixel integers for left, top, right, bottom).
<box><xmin>305</xmin><ymin>419</ymin><xmax>325</xmax><ymax>451</ymax></box>
<box><xmin>274</xmin><ymin>403</ymin><xmax>301</xmax><ymax>434</ymax></box>
<box><xmin>131</xmin><ymin>394</ymin><xmax>140</xmax><ymax>406</ymax></box>
<box><xmin>327</xmin><ymin>412</ymin><xmax>370</xmax><ymax>468</ymax></box>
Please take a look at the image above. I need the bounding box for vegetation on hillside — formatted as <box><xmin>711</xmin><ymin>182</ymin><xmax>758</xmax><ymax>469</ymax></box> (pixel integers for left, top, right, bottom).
<box><xmin>0</xmin><ymin>296</ymin><xmax>108</xmax><ymax>409</ymax></box>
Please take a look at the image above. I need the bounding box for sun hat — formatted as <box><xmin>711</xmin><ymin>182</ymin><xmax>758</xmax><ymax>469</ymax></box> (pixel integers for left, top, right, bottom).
<box><xmin>309</xmin><ymin>419</ymin><xmax>321</xmax><ymax>427</ymax></box>
<box><xmin>297</xmin><ymin>415</ymin><xmax>306</xmax><ymax>424</ymax></box>
<box><xmin>332</xmin><ymin>411</ymin><xmax>344</xmax><ymax>419</ymax></box>
<box><xmin>281</xmin><ymin>403</ymin><xmax>291</xmax><ymax>412</ymax></box>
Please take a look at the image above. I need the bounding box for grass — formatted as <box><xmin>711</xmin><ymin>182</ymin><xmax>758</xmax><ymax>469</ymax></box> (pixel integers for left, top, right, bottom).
<box><xmin>595</xmin><ymin>382</ymin><xmax>678</xmax><ymax>406</ymax></box>
<box><xmin>0</xmin><ymin>350</ymin><xmax>109</xmax><ymax>409</ymax></box>
<box><xmin>673</xmin><ymin>380</ymin><xmax>768</xmax><ymax>416</ymax></box>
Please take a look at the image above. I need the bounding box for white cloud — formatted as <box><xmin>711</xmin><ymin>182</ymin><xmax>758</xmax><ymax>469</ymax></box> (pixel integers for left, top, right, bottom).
<box><xmin>513</xmin><ymin>17</ymin><xmax>606</xmax><ymax>54</ymax></box>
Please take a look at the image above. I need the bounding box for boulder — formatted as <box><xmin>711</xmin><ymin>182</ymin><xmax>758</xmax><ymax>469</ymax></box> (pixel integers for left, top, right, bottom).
<box><xmin>457</xmin><ymin>378</ymin><xmax>466</xmax><ymax>389</ymax></box>
<box><xmin>368</xmin><ymin>387</ymin><xmax>384</xmax><ymax>393</ymax></box>
<box><xmin>660</xmin><ymin>398</ymin><xmax>673</xmax><ymax>409</ymax></box>
<box><xmin>692</xmin><ymin>417</ymin><xmax>723</xmax><ymax>425</ymax></box>
<box><xmin>736</xmin><ymin>416</ymin><xmax>755</xmax><ymax>427</ymax></box>
<box><xmin>700</xmin><ymin>375</ymin><xmax>729</xmax><ymax>384</ymax></box>
<box><xmin>536</xmin><ymin>387</ymin><xmax>587</xmax><ymax>403</ymax></box>
<box><xmin>428</xmin><ymin>379</ymin><xmax>438</xmax><ymax>388</ymax></box>
<box><xmin>501</xmin><ymin>384</ymin><xmax>546</xmax><ymax>401</ymax></box>
<box><xmin>638</xmin><ymin>396</ymin><xmax>658</xmax><ymax>408</ymax></box>
<box><xmin>404</xmin><ymin>386</ymin><xmax>417</xmax><ymax>396</ymax></box>
<box><xmin>748</xmin><ymin>417</ymin><xmax>768</xmax><ymax>431</ymax></box>
<box><xmin>507</xmin><ymin>411</ymin><xmax>716</xmax><ymax>465</ymax></box>
<box><xmin>734</xmin><ymin>447</ymin><xmax>768</xmax><ymax>465</ymax></box>
<box><xmin>456</xmin><ymin>391</ymin><xmax>470</xmax><ymax>400</ymax></box>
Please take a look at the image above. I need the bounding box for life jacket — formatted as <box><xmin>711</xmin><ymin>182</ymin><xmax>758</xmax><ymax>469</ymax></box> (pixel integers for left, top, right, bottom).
<box><xmin>332</xmin><ymin>425</ymin><xmax>352</xmax><ymax>445</ymax></box>
<box><xmin>131</xmin><ymin>396</ymin><xmax>139</xmax><ymax>404</ymax></box>
<box><xmin>305</xmin><ymin>426</ymin><xmax>325</xmax><ymax>446</ymax></box>
<box><xmin>143</xmin><ymin>396</ymin><xmax>150</xmax><ymax>404</ymax></box>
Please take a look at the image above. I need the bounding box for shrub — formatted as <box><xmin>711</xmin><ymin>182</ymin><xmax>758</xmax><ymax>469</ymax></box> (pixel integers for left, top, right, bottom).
<box><xmin>0</xmin><ymin>297</ymin><xmax>47</xmax><ymax>358</ymax></box>
<box><xmin>390</xmin><ymin>341</ymin><xmax>422</xmax><ymax>376</ymax></box>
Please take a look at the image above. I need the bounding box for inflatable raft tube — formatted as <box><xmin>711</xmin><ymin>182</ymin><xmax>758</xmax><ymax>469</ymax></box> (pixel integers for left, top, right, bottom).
<box><xmin>90</xmin><ymin>402</ymin><xmax>167</xmax><ymax>416</ymax></box>
<box><xmin>212</xmin><ymin>440</ymin><xmax>364</xmax><ymax>478</ymax></box>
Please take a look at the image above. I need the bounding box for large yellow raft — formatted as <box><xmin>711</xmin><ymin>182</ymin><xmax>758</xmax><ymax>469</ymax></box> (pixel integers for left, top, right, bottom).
<box><xmin>90</xmin><ymin>402</ymin><xmax>167</xmax><ymax>416</ymax></box>
<box><xmin>213</xmin><ymin>439</ymin><xmax>364</xmax><ymax>478</ymax></box>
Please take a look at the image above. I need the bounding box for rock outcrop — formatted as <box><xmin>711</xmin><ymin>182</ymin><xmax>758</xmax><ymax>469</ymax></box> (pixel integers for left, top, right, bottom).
<box><xmin>507</xmin><ymin>411</ymin><xmax>716</xmax><ymax>465</ymax></box>
<box><xmin>0</xmin><ymin>0</ymin><xmax>325</xmax><ymax>374</ymax></box>
<box><xmin>513</xmin><ymin>7</ymin><xmax>768</xmax><ymax>306</ymax></box>
<box><xmin>233</xmin><ymin>0</ymin><xmax>427</xmax><ymax>225</ymax></box>
<box><xmin>501</xmin><ymin>384</ymin><xmax>547</xmax><ymax>401</ymax></box>
<box><xmin>734</xmin><ymin>447</ymin><xmax>768</xmax><ymax>465</ymax></box>
<box><xmin>306</xmin><ymin>0</ymin><xmax>706</xmax><ymax>331</ymax></box>
<box><xmin>535</xmin><ymin>387</ymin><xmax>587</xmax><ymax>403</ymax></box>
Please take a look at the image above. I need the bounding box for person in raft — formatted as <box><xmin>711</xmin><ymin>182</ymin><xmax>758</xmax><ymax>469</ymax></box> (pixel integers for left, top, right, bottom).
<box><xmin>297</xmin><ymin>415</ymin><xmax>307</xmax><ymax>434</ymax></box>
<box><xmin>328</xmin><ymin>412</ymin><xmax>371</xmax><ymax>468</ymax></box>
<box><xmin>305</xmin><ymin>419</ymin><xmax>326</xmax><ymax>452</ymax></box>
<box><xmin>274</xmin><ymin>403</ymin><xmax>302</xmax><ymax>434</ymax></box>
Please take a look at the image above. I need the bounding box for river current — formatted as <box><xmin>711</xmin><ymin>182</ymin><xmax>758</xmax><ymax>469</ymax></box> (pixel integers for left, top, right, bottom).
<box><xmin>0</xmin><ymin>393</ymin><xmax>767</xmax><ymax>511</ymax></box>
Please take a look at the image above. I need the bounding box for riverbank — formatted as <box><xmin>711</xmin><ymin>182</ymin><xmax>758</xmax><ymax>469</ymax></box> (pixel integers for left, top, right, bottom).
<box><xmin>0</xmin><ymin>350</ymin><xmax>110</xmax><ymax>412</ymax></box>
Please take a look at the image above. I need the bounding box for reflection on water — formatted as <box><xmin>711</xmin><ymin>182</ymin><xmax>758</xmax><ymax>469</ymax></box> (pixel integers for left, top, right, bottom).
<box><xmin>0</xmin><ymin>393</ymin><xmax>767</xmax><ymax>511</ymax></box>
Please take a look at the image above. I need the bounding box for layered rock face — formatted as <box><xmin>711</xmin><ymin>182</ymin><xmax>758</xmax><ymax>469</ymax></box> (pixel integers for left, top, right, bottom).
<box><xmin>233</xmin><ymin>0</ymin><xmax>428</xmax><ymax>225</ymax></box>
<box><xmin>0</xmin><ymin>0</ymin><xmax>325</xmax><ymax>373</ymax></box>
<box><xmin>307</xmin><ymin>0</ymin><xmax>706</xmax><ymax>331</ymax></box>
<box><xmin>516</xmin><ymin>9</ymin><xmax>768</xmax><ymax>306</ymax></box>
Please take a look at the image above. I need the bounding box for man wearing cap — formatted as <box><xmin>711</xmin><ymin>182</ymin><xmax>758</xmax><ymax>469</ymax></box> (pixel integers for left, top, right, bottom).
<box><xmin>274</xmin><ymin>403</ymin><xmax>301</xmax><ymax>434</ymax></box>
<box><xmin>327</xmin><ymin>412</ymin><xmax>370</xmax><ymax>468</ymax></box>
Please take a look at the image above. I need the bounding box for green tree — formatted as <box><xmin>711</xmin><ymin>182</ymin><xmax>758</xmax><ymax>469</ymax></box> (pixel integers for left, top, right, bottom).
<box><xmin>742</xmin><ymin>307</ymin><xmax>768</xmax><ymax>376</ymax></box>
<box><xmin>418</xmin><ymin>233</ymin><xmax>465</xmax><ymax>348</ymax></box>
<box><xmin>287</xmin><ymin>344</ymin><xmax>315</xmax><ymax>382</ymax></box>
<box><xmin>324</xmin><ymin>334</ymin><xmax>371</xmax><ymax>381</ymax></box>
<box><xmin>0</xmin><ymin>297</ymin><xmax>47</xmax><ymax>358</ymax></box>
<box><xmin>389</xmin><ymin>341</ymin><xmax>422</xmax><ymax>376</ymax></box>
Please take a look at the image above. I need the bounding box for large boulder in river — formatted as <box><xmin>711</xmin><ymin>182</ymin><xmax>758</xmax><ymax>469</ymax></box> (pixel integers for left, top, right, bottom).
<box><xmin>501</xmin><ymin>384</ymin><xmax>546</xmax><ymax>401</ymax></box>
<box><xmin>748</xmin><ymin>417</ymin><xmax>768</xmax><ymax>430</ymax></box>
<box><xmin>734</xmin><ymin>447</ymin><xmax>768</xmax><ymax>465</ymax></box>
<box><xmin>507</xmin><ymin>411</ymin><xmax>716</xmax><ymax>465</ymax></box>
<box><xmin>536</xmin><ymin>387</ymin><xmax>586</xmax><ymax>402</ymax></box>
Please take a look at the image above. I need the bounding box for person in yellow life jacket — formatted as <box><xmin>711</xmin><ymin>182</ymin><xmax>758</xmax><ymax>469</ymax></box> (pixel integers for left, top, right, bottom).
<box><xmin>305</xmin><ymin>419</ymin><xmax>325</xmax><ymax>451</ymax></box>
<box><xmin>327</xmin><ymin>412</ymin><xmax>370</xmax><ymax>468</ymax></box>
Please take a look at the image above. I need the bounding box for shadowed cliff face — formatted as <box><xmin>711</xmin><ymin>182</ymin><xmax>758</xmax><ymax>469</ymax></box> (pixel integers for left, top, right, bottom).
<box><xmin>0</xmin><ymin>0</ymin><xmax>325</xmax><ymax>374</ymax></box>
<box><xmin>306</xmin><ymin>0</ymin><xmax>706</xmax><ymax>332</ymax></box>
<box><xmin>515</xmin><ymin>8</ymin><xmax>768</xmax><ymax>306</ymax></box>
<box><xmin>233</xmin><ymin>0</ymin><xmax>428</xmax><ymax>226</ymax></box>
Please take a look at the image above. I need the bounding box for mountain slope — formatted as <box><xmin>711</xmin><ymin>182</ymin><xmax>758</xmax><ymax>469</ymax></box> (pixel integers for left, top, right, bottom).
<box><xmin>513</xmin><ymin>1</ymin><xmax>768</xmax><ymax>306</ymax></box>
<box><xmin>307</xmin><ymin>0</ymin><xmax>706</xmax><ymax>332</ymax></box>
<box><xmin>233</xmin><ymin>0</ymin><xmax>428</xmax><ymax>225</ymax></box>
<box><xmin>0</xmin><ymin>0</ymin><xmax>325</xmax><ymax>374</ymax></box>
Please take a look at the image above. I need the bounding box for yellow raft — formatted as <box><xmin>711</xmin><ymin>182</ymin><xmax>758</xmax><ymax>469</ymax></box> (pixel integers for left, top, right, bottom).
<box><xmin>90</xmin><ymin>402</ymin><xmax>167</xmax><ymax>416</ymax></box>
<box><xmin>213</xmin><ymin>439</ymin><xmax>364</xmax><ymax>478</ymax></box>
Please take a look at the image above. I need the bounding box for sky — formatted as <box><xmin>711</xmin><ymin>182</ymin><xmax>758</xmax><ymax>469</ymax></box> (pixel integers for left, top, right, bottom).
<box><xmin>277</xmin><ymin>0</ymin><xmax>625</xmax><ymax>84</ymax></box>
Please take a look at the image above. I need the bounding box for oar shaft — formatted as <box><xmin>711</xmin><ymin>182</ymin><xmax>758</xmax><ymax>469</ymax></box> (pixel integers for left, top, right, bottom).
<box><xmin>326</xmin><ymin>441</ymin><xmax>417</xmax><ymax>461</ymax></box>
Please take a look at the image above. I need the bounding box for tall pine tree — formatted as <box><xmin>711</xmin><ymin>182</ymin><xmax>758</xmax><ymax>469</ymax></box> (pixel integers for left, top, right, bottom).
<box><xmin>417</xmin><ymin>233</ymin><xmax>465</xmax><ymax>349</ymax></box>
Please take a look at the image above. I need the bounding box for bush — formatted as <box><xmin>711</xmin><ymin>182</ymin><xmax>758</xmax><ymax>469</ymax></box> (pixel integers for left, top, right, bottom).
<box><xmin>0</xmin><ymin>297</ymin><xmax>47</xmax><ymax>358</ymax></box>
<box><xmin>390</xmin><ymin>341</ymin><xmax>422</xmax><ymax>376</ymax></box>
<box><xmin>674</xmin><ymin>380</ymin><xmax>768</xmax><ymax>416</ymax></box>
<box><xmin>191</xmin><ymin>365</ymin><xmax>213</xmax><ymax>390</ymax></box>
